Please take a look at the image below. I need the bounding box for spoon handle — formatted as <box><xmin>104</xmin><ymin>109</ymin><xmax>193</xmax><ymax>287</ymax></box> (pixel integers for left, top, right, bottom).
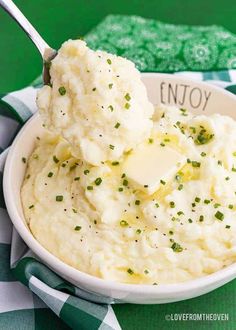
<box><xmin>0</xmin><ymin>0</ymin><xmax>51</xmax><ymax>58</ymax></box>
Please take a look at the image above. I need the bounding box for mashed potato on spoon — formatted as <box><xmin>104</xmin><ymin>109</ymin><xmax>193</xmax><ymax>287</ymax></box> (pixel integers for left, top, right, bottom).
<box><xmin>37</xmin><ymin>40</ymin><xmax>154</xmax><ymax>165</ymax></box>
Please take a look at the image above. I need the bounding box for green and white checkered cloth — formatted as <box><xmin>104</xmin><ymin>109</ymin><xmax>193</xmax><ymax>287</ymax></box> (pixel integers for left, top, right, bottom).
<box><xmin>1</xmin><ymin>15</ymin><xmax>236</xmax><ymax>329</ymax></box>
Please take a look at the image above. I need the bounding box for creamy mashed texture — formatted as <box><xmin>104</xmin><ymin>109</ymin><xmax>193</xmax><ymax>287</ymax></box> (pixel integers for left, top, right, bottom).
<box><xmin>21</xmin><ymin>104</ymin><xmax>236</xmax><ymax>284</ymax></box>
<box><xmin>37</xmin><ymin>40</ymin><xmax>154</xmax><ymax>166</ymax></box>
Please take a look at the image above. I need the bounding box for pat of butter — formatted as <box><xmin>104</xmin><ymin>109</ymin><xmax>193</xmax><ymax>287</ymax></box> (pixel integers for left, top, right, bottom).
<box><xmin>123</xmin><ymin>143</ymin><xmax>186</xmax><ymax>195</ymax></box>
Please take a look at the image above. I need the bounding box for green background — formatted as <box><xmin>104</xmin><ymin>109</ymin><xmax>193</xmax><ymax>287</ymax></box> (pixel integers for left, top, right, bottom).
<box><xmin>0</xmin><ymin>0</ymin><xmax>236</xmax><ymax>93</ymax></box>
<box><xmin>1</xmin><ymin>0</ymin><xmax>236</xmax><ymax>329</ymax></box>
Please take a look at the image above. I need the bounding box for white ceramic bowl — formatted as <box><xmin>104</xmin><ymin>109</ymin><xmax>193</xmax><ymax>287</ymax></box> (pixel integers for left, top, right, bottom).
<box><xmin>4</xmin><ymin>73</ymin><xmax>236</xmax><ymax>304</ymax></box>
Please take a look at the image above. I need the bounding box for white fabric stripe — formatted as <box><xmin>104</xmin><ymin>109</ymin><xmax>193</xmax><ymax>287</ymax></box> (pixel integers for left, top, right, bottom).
<box><xmin>10</xmin><ymin>229</ymin><xmax>38</xmax><ymax>267</ymax></box>
<box><xmin>0</xmin><ymin>282</ymin><xmax>34</xmax><ymax>313</ymax></box>
<box><xmin>2</xmin><ymin>95</ymin><xmax>32</xmax><ymax>122</ymax></box>
<box><xmin>229</xmin><ymin>70</ymin><xmax>236</xmax><ymax>83</ymax></box>
<box><xmin>9</xmin><ymin>87</ymin><xmax>38</xmax><ymax>115</ymax></box>
<box><xmin>0</xmin><ymin>148</ymin><xmax>8</xmax><ymax>171</ymax></box>
<box><xmin>0</xmin><ymin>208</ymin><xmax>12</xmax><ymax>244</ymax></box>
<box><xmin>174</xmin><ymin>71</ymin><xmax>204</xmax><ymax>81</ymax></box>
<box><xmin>0</xmin><ymin>115</ymin><xmax>19</xmax><ymax>150</ymax></box>
<box><xmin>29</xmin><ymin>276</ymin><xmax>69</xmax><ymax>316</ymax></box>
<box><xmin>99</xmin><ymin>305</ymin><xmax>121</xmax><ymax>330</ymax></box>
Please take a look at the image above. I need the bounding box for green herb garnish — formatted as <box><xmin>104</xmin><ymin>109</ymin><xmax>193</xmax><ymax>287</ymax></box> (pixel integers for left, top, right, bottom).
<box><xmin>48</xmin><ymin>172</ymin><xmax>53</xmax><ymax>177</ymax></box>
<box><xmin>58</xmin><ymin>86</ymin><xmax>66</xmax><ymax>95</ymax></box>
<box><xmin>215</xmin><ymin>211</ymin><xmax>224</xmax><ymax>221</ymax></box>
<box><xmin>171</xmin><ymin>242</ymin><xmax>183</xmax><ymax>252</ymax></box>
<box><xmin>94</xmin><ymin>177</ymin><xmax>102</xmax><ymax>186</ymax></box>
<box><xmin>120</xmin><ymin>220</ymin><xmax>128</xmax><ymax>227</ymax></box>
<box><xmin>56</xmin><ymin>195</ymin><xmax>63</xmax><ymax>202</ymax></box>
<box><xmin>53</xmin><ymin>155</ymin><xmax>59</xmax><ymax>163</ymax></box>
<box><xmin>74</xmin><ymin>226</ymin><xmax>82</xmax><ymax>231</ymax></box>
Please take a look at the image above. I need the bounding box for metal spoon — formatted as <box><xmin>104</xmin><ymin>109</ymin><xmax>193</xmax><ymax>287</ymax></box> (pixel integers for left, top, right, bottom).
<box><xmin>0</xmin><ymin>0</ymin><xmax>57</xmax><ymax>84</ymax></box>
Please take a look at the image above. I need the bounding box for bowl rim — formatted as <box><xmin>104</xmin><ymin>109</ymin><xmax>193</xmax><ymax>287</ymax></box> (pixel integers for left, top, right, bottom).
<box><xmin>4</xmin><ymin>72</ymin><xmax>236</xmax><ymax>296</ymax></box>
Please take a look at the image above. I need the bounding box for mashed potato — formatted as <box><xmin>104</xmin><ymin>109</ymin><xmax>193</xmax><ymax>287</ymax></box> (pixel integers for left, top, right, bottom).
<box><xmin>21</xmin><ymin>105</ymin><xmax>236</xmax><ymax>284</ymax></box>
<box><xmin>37</xmin><ymin>40</ymin><xmax>154</xmax><ymax>166</ymax></box>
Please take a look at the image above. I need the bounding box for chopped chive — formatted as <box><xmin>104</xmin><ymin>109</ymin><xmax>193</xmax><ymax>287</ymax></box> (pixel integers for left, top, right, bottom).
<box><xmin>136</xmin><ymin>229</ymin><xmax>141</xmax><ymax>234</ymax></box>
<box><xmin>144</xmin><ymin>269</ymin><xmax>149</xmax><ymax>274</ymax></box>
<box><xmin>29</xmin><ymin>205</ymin><xmax>34</xmax><ymax>209</ymax></box>
<box><xmin>191</xmin><ymin>161</ymin><xmax>201</xmax><ymax>168</ymax></box>
<box><xmin>144</xmin><ymin>184</ymin><xmax>149</xmax><ymax>188</ymax></box>
<box><xmin>228</xmin><ymin>204</ymin><xmax>233</xmax><ymax>209</ymax></box>
<box><xmin>177</xmin><ymin>211</ymin><xmax>184</xmax><ymax>216</ymax></box>
<box><xmin>204</xmin><ymin>199</ymin><xmax>210</xmax><ymax>204</ymax></box>
<box><xmin>178</xmin><ymin>184</ymin><xmax>183</xmax><ymax>191</ymax></box>
<box><xmin>72</xmin><ymin>208</ymin><xmax>77</xmax><ymax>213</ymax></box>
<box><xmin>232</xmin><ymin>167</ymin><xmax>236</xmax><ymax>172</ymax></box>
<box><xmin>188</xmin><ymin>218</ymin><xmax>193</xmax><ymax>223</ymax></box>
<box><xmin>169</xmin><ymin>230</ymin><xmax>174</xmax><ymax>235</ymax></box>
<box><xmin>226</xmin><ymin>225</ymin><xmax>231</xmax><ymax>229</ymax></box>
<box><xmin>84</xmin><ymin>169</ymin><xmax>90</xmax><ymax>175</ymax></box>
<box><xmin>125</xmin><ymin>103</ymin><xmax>130</xmax><ymax>109</ymax></box>
<box><xmin>121</xmin><ymin>173</ymin><xmax>126</xmax><ymax>178</ymax></box>
<box><xmin>155</xmin><ymin>203</ymin><xmax>159</xmax><ymax>208</ymax></box>
<box><xmin>70</xmin><ymin>164</ymin><xmax>77</xmax><ymax>171</ymax></box>
<box><xmin>195</xmin><ymin>197</ymin><xmax>201</xmax><ymax>203</ymax></box>
<box><xmin>111</xmin><ymin>161</ymin><xmax>119</xmax><ymax>166</ymax></box>
<box><xmin>201</xmin><ymin>152</ymin><xmax>206</xmax><ymax>157</ymax></box>
<box><xmin>114</xmin><ymin>122</ymin><xmax>120</xmax><ymax>129</ymax></box>
<box><xmin>109</xmin><ymin>144</ymin><xmax>115</xmax><ymax>150</ymax></box>
<box><xmin>125</xmin><ymin>93</ymin><xmax>131</xmax><ymax>101</ymax></box>
<box><xmin>26</xmin><ymin>174</ymin><xmax>30</xmax><ymax>179</ymax></box>
<box><xmin>171</xmin><ymin>242</ymin><xmax>183</xmax><ymax>252</ymax></box>
<box><xmin>120</xmin><ymin>220</ymin><xmax>128</xmax><ymax>227</ymax></box>
<box><xmin>135</xmin><ymin>200</ymin><xmax>140</xmax><ymax>205</ymax></box>
<box><xmin>118</xmin><ymin>187</ymin><xmax>123</xmax><ymax>192</ymax></box>
<box><xmin>160</xmin><ymin>142</ymin><xmax>165</xmax><ymax>147</ymax></box>
<box><xmin>22</xmin><ymin>157</ymin><xmax>26</xmax><ymax>163</ymax></box>
<box><xmin>107</xmin><ymin>58</ymin><xmax>112</xmax><ymax>64</ymax></box>
<box><xmin>87</xmin><ymin>186</ymin><xmax>93</xmax><ymax>190</ymax></box>
<box><xmin>58</xmin><ymin>86</ymin><xmax>66</xmax><ymax>95</ymax></box>
<box><xmin>199</xmin><ymin>215</ymin><xmax>204</xmax><ymax>222</ymax></box>
<box><xmin>61</xmin><ymin>163</ymin><xmax>66</xmax><ymax>167</ymax></box>
<box><xmin>214</xmin><ymin>203</ymin><xmax>221</xmax><ymax>208</ymax></box>
<box><xmin>108</xmin><ymin>105</ymin><xmax>114</xmax><ymax>111</ymax></box>
<box><xmin>108</xmin><ymin>83</ymin><xmax>113</xmax><ymax>89</ymax></box>
<box><xmin>127</xmin><ymin>268</ymin><xmax>134</xmax><ymax>275</ymax></box>
<box><xmin>170</xmin><ymin>201</ymin><xmax>175</xmax><ymax>208</ymax></box>
<box><xmin>48</xmin><ymin>172</ymin><xmax>53</xmax><ymax>177</ymax></box>
<box><xmin>218</xmin><ymin>160</ymin><xmax>222</xmax><ymax>166</ymax></box>
<box><xmin>53</xmin><ymin>155</ymin><xmax>59</xmax><ymax>163</ymax></box>
<box><xmin>74</xmin><ymin>176</ymin><xmax>80</xmax><ymax>181</ymax></box>
<box><xmin>160</xmin><ymin>180</ymin><xmax>166</xmax><ymax>185</ymax></box>
<box><xmin>175</xmin><ymin>174</ymin><xmax>182</xmax><ymax>181</ymax></box>
<box><xmin>225</xmin><ymin>176</ymin><xmax>230</xmax><ymax>181</ymax></box>
<box><xmin>148</xmin><ymin>138</ymin><xmax>153</xmax><ymax>144</ymax></box>
<box><xmin>92</xmin><ymin>87</ymin><xmax>96</xmax><ymax>91</ymax></box>
<box><xmin>74</xmin><ymin>226</ymin><xmax>82</xmax><ymax>231</ymax></box>
<box><xmin>56</xmin><ymin>195</ymin><xmax>63</xmax><ymax>202</ymax></box>
<box><xmin>94</xmin><ymin>177</ymin><xmax>102</xmax><ymax>186</ymax></box>
<box><xmin>215</xmin><ymin>211</ymin><xmax>224</xmax><ymax>221</ymax></box>
<box><xmin>123</xmin><ymin>179</ymin><xmax>128</xmax><ymax>186</ymax></box>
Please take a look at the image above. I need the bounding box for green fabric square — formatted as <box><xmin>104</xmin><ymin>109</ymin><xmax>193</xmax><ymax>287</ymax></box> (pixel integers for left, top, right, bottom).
<box><xmin>0</xmin><ymin>244</ymin><xmax>15</xmax><ymax>281</ymax></box>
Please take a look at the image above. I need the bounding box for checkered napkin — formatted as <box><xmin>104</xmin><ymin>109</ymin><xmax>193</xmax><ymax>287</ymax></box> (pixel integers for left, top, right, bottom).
<box><xmin>1</xmin><ymin>15</ymin><xmax>236</xmax><ymax>329</ymax></box>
